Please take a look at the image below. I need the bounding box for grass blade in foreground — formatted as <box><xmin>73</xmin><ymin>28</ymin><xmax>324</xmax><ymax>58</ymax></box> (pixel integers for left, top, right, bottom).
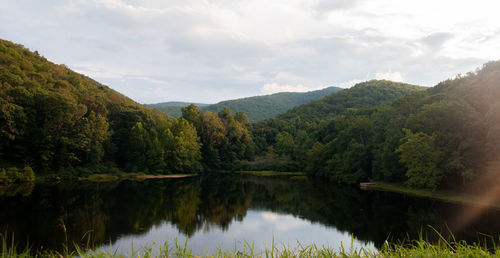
<box><xmin>2</xmin><ymin>233</ymin><xmax>500</xmax><ymax>257</ymax></box>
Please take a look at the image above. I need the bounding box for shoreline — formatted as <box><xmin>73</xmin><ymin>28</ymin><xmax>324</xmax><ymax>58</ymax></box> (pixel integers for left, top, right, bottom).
<box><xmin>76</xmin><ymin>173</ymin><xmax>197</xmax><ymax>182</ymax></box>
<box><xmin>236</xmin><ymin>170</ymin><xmax>305</xmax><ymax>176</ymax></box>
<box><xmin>3</xmin><ymin>170</ymin><xmax>304</xmax><ymax>185</ymax></box>
<box><xmin>365</xmin><ymin>182</ymin><xmax>500</xmax><ymax>209</ymax></box>
<box><xmin>135</xmin><ymin>174</ymin><xmax>196</xmax><ymax>179</ymax></box>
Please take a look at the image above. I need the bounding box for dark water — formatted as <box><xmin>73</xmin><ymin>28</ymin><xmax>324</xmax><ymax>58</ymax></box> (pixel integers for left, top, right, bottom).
<box><xmin>1</xmin><ymin>174</ymin><xmax>500</xmax><ymax>255</ymax></box>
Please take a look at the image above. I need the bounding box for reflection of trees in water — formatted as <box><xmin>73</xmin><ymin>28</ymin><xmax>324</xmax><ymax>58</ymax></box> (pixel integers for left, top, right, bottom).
<box><xmin>1</xmin><ymin>175</ymin><xmax>500</xmax><ymax>253</ymax></box>
<box><xmin>0</xmin><ymin>182</ymin><xmax>34</xmax><ymax>197</ymax></box>
<box><xmin>196</xmin><ymin>175</ymin><xmax>253</xmax><ymax>231</ymax></box>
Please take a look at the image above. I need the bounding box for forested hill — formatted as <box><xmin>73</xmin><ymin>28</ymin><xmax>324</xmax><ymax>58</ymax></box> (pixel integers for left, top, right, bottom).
<box><xmin>251</xmin><ymin>80</ymin><xmax>425</xmax><ymax>152</ymax></box>
<box><xmin>146</xmin><ymin>101</ymin><xmax>210</xmax><ymax>118</ymax></box>
<box><xmin>277</xmin><ymin>80</ymin><xmax>424</xmax><ymax>122</ymax></box>
<box><xmin>302</xmin><ymin>64</ymin><xmax>500</xmax><ymax>189</ymax></box>
<box><xmin>202</xmin><ymin>86</ymin><xmax>341</xmax><ymax>122</ymax></box>
<box><xmin>148</xmin><ymin>87</ymin><xmax>341</xmax><ymax>122</ymax></box>
<box><xmin>0</xmin><ymin>39</ymin><xmax>170</xmax><ymax>174</ymax></box>
<box><xmin>0</xmin><ymin>38</ymin><xmax>255</xmax><ymax>178</ymax></box>
<box><xmin>253</xmin><ymin>61</ymin><xmax>500</xmax><ymax>191</ymax></box>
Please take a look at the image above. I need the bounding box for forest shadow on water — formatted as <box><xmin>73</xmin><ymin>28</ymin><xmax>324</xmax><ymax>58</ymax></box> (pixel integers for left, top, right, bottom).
<box><xmin>1</xmin><ymin>174</ymin><xmax>500</xmax><ymax>254</ymax></box>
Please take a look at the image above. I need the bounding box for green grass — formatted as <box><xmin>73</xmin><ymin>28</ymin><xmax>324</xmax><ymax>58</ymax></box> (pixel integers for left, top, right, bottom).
<box><xmin>370</xmin><ymin>182</ymin><xmax>500</xmax><ymax>209</ymax></box>
<box><xmin>236</xmin><ymin>171</ymin><xmax>305</xmax><ymax>176</ymax></box>
<box><xmin>3</xmin><ymin>232</ymin><xmax>500</xmax><ymax>257</ymax></box>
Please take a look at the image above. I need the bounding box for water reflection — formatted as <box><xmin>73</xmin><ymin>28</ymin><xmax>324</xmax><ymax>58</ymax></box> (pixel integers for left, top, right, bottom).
<box><xmin>98</xmin><ymin>211</ymin><xmax>372</xmax><ymax>256</ymax></box>
<box><xmin>0</xmin><ymin>174</ymin><xmax>499</xmax><ymax>254</ymax></box>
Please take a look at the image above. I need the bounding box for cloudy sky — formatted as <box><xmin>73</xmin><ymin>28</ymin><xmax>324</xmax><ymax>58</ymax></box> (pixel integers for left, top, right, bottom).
<box><xmin>1</xmin><ymin>0</ymin><xmax>499</xmax><ymax>104</ymax></box>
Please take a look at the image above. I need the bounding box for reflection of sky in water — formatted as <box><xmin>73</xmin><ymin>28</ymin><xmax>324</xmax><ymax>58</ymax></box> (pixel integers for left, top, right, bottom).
<box><xmin>97</xmin><ymin>209</ymin><xmax>375</xmax><ymax>256</ymax></box>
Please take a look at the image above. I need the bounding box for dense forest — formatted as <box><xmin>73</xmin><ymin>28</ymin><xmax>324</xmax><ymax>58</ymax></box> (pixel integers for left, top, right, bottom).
<box><xmin>148</xmin><ymin>86</ymin><xmax>341</xmax><ymax>122</ymax></box>
<box><xmin>248</xmin><ymin>81</ymin><xmax>425</xmax><ymax>172</ymax></box>
<box><xmin>251</xmin><ymin>64</ymin><xmax>500</xmax><ymax>190</ymax></box>
<box><xmin>0</xmin><ymin>39</ymin><xmax>254</xmax><ymax>180</ymax></box>
<box><xmin>1</xmin><ymin>38</ymin><xmax>499</xmax><ymax>191</ymax></box>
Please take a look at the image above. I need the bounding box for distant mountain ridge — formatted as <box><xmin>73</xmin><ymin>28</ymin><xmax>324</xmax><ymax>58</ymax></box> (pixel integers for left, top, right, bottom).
<box><xmin>148</xmin><ymin>86</ymin><xmax>342</xmax><ymax>122</ymax></box>
<box><xmin>276</xmin><ymin>80</ymin><xmax>425</xmax><ymax>122</ymax></box>
<box><xmin>146</xmin><ymin>102</ymin><xmax>210</xmax><ymax>118</ymax></box>
<box><xmin>148</xmin><ymin>101</ymin><xmax>210</xmax><ymax>107</ymax></box>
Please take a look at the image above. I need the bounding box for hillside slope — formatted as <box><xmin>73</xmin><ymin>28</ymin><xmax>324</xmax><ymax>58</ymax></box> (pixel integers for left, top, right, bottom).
<box><xmin>277</xmin><ymin>80</ymin><xmax>425</xmax><ymax>122</ymax></box>
<box><xmin>202</xmin><ymin>86</ymin><xmax>342</xmax><ymax>122</ymax></box>
<box><xmin>146</xmin><ymin>101</ymin><xmax>209</xmax><ymax>118</ymax></box>
<box><xmin>148</xmin><ymin>87</ymin><xmax>342</xmax><ymax>122</ymax></box>
<box><xmin>0</xmin><ymin>38</ymin><xmax>256</xmax><ymax>177</ymax></box>
<box><xmin>252</xmin><ymin>80</ymin><xmax>425</xmax><ymax>144</ymax></box>
<box><xmin>250</xmin><ymin>80</ymin><xmax>426</xmax><ymax>171</ymax></box>
<box><xmin>0</xmin><ymin>39</ymin><xmax>172</xmax><ymax>174</ymax></box>
<box><xmin>267</xmin><ymin>61</ymin><xmax>500</xmax><ymax>190</ymax></box>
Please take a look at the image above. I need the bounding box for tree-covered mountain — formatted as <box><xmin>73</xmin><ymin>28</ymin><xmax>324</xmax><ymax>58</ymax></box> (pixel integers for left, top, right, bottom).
<box><xmin>203</xmin><ymin>86</ymin><xmax>341</xmax><ymax>122</ymax></box>
<box><xmin>149</xmin><ymin>87</ymin><xmax>342</xmax><ymax>122</ymax></box>
<box><xmin>276</xmin><ymin>80</ymin><xmax>424</xmax><ymax>122</ymax></box>
<box><xmin>0</xmin><ymin>39</ymin><xmax>172</xmax><ymax>174</ymax></box>
<box><xmin>146</xmin><ymin>101</ymin><xmax>209</xmax><ymax>118</ymax></box>
<box><xmin>252</xmin><ymin>62</ymin><xmax>500</xmax><ymax>191</ymax></box>
<box><xmin>0</xmin><ymin>38</ymin><xmax>254</xmax><ymax>179</ymax></box>
<box><xmin>251</xmin><ymin>81</ymin><xmax>425</xmax><ymax>154</ymax></box>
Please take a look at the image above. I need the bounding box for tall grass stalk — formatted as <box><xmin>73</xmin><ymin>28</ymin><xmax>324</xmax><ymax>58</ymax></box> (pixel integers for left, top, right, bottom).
<box><xmin>0</xmin><ymin>233</ymin><xmax>31</xmax><ymax>258</ymax></box>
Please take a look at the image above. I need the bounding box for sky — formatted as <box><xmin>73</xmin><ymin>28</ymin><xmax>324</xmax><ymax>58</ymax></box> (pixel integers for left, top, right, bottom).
<box><xmin>1</xmin><ymin>0</ymin><xmax>500</xmax><ymax>104</ymax></box>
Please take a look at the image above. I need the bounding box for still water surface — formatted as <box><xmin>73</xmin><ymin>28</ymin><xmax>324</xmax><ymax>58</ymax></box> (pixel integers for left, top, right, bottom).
<box><xmin>1</xmin><ymin>174</ymin><xmax>500</xmax><ymax>255</ymax></box>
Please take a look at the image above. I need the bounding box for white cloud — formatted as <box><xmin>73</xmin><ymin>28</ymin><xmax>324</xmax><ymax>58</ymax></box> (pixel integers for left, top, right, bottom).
<box><xmin>261</xmin><ymin>83</ymin><xmax>312</xmax><ymax>94</ymax></box>
<box><xmin>421</xmin><ymin>32</ymin><xmax>454</xmax><ymax>49</ymax></box>
<box><xmin>260</xmin><ymin>211</ymin><xmax>308</xmax><ymax>231</ymax></box>
<box><xmin>0</xmin><ymin>0</ymin><xmax>498</xmax><ymax>103</ymax></box>
<box><xmin>337</xmin><ymin>79</ymin><xmax>365</xmax><ymax>88</ymax></box>
<box><xmin>375</xmin><ymin>71</ymin><xmax>403</xmax><ymax>82</ymax></box>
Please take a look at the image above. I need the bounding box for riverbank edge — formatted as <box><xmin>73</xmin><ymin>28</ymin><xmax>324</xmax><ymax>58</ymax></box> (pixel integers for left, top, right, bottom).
<box><xmin>367</xmin><ymin>182</ymin><xmax>500</xmax><ymax>209</ymax></box>
<box><xmin>77</xmin><ymin>173</ymin><xmax>198</xmax><ymax>182</ymax></box>
<box><xmin>79</xmin><ymin>170</ymin><xmax>304</xmax><ymax>182</ymax></box>
<box><xmin>25</xmin><ymin>173</ymin><xmax>197</xmax><ymax>183</ymax></box>
<box><xmin>236</xmin><ymin>170</ymin><xmax>305</xmax><ymax>176</ymax></box>
<box><xmin>43</xmin><ymin>170</ymin><xmax>301</xmax><ymax>183</ymax></box>
<box><xmin>0</xmin><ymin>170</ymin><xmax>306</xmax><ymax>185</ymax></box>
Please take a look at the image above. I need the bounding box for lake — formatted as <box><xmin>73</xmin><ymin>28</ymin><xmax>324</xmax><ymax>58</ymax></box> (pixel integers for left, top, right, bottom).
<box><xmin>1</xmin><ymin>174</ymin><xmax>499</xmax><ymax>255</ymax></box>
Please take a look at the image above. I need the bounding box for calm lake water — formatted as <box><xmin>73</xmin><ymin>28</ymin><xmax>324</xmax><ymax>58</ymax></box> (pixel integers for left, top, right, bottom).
<box><xmin>1</xmin><ymin>174</ymin><xmax>500</xmax><ymax>255</ymax></box>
